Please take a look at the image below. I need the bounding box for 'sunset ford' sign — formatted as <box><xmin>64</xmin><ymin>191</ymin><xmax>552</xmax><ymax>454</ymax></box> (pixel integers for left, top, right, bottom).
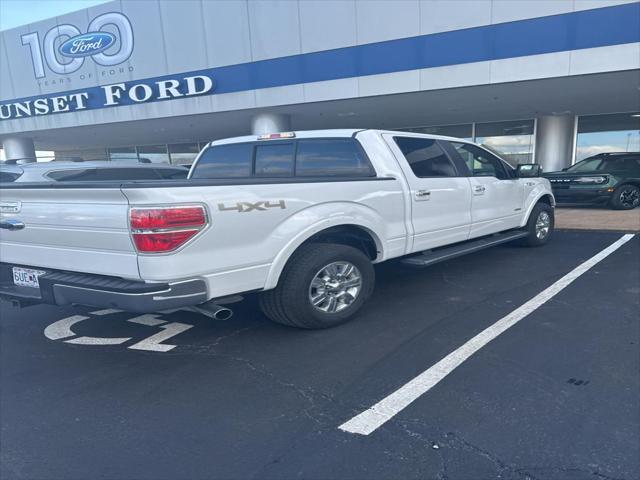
<box><xmin>0</xmin><ymin>73</ymin><xmax>215</xmax><ymax>121</ymax></box>
<box><xmin>59</xmin><ymin>32</ymin><xmax>116</xmax><ymax>58</ymax></box>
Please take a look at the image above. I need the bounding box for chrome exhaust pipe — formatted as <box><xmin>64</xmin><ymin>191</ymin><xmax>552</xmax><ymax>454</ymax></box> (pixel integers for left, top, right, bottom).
<box><xmin>187</xmin><ymin>303</ymin><xmax>233</xmax><ymax>320</ymax></box>
<box><xmin>211</xmin><ymin>304</ymin><xmax>233</xmax><ymax>321</ymax></box>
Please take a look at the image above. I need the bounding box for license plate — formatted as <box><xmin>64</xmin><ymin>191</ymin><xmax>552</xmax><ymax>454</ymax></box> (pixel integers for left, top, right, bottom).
<box><xmin>12</xmin><ymin>267</ymin><xmax>46</xmax><ymax>289</ymax></box>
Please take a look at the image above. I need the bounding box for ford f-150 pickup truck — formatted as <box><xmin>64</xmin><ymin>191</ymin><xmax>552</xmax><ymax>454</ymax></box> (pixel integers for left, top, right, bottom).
<box><xmin>0</xmin><ymin>129</ymin><xmax>554</xmax><ymax>328</ymax></box>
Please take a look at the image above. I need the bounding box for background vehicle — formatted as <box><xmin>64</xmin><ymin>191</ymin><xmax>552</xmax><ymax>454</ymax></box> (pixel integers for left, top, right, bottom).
<box><xmin>0</xmin><ymin>161</ymin><xmax>189</xmax><ymax>183</ymax></box>
<box><xmin>544</xmin><ymin>152</ymin><xmax>640</xmax><ymax>210</ymax></box>
<box><xmin>0</xmin><ymin>130</ymin><xmax>554</xmax><ymax>329</ymax></box>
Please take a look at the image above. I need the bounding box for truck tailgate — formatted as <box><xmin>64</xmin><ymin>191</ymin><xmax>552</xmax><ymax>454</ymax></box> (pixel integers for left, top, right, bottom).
<box><xmin>0</xmin><ymin>187</ymin><xmax>140</xmax><ymax>279</ymax></box>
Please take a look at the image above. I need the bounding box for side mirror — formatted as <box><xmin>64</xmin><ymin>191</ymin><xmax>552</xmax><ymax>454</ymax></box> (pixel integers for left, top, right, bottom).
<box><xmin>516</xmin><ymin>164</ymin><xmax>542</xmax><ymax>178</ymax></box>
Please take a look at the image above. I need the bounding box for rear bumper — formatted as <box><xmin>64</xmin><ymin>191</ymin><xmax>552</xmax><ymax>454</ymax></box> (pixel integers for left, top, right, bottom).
<box><xmin>0</xmin><ymin>263</ymin><xmax>208</xmax><ymax>312</ymax></box>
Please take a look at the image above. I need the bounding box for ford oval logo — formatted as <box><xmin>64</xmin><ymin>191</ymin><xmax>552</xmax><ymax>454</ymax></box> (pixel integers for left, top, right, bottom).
<box><xmin>58</xmin><ymin>32</ymin><xmax>116</xmax><ymax>58</ymax></box>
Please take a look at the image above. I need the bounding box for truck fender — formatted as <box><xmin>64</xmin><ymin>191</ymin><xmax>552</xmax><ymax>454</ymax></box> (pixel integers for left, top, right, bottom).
<box><xmin>263</xmin><ymin>202</ymin><xmax>387</xmax><ymax>291</ymax></box>
<box><xmin>521</xmin><ymin>187</ymin><xmax>556</xmax><ymax>227</ymax></box>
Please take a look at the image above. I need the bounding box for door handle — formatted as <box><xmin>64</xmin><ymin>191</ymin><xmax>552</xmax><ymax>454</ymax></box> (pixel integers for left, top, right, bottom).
<box><xmin>415</xmin><ymin>190</ymin><xmax>431</xmax><ymax>201</ymax></box>
<box><xmin>525</xmin><ymin>182</ymin><xmax>536</xmax><ymax>187</ymax></box>
<box><xmin>473</xmin><ymin>185</ymin><xmax>486</xmax><ymax>194</ymax></box>
<box><xmin>0</xmin><ymin>219</ymin><xmax>25</xmax><ymax>231</ymax></box>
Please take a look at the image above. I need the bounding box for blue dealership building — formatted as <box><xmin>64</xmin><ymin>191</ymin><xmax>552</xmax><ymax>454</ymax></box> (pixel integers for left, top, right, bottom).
<box><xmin>0</xmin><ymin>0</ymin><xmax>638</xmax><ymax>170</ymax></box>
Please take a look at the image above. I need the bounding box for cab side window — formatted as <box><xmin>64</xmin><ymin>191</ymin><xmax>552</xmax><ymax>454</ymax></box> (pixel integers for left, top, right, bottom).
<box><xmin>451</xmin><ymin>142</ymin><xmax>509</xmax><ymax>180</ymax></box>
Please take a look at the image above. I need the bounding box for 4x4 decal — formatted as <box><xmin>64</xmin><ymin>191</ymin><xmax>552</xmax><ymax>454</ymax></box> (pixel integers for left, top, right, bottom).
<box><xmin>217</xmin><ymin>200</ymin><xmax>286</xmax><ymax>213</ymax></box>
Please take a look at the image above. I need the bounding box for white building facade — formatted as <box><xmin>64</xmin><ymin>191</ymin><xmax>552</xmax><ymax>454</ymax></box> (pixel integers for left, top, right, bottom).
<box><xmin>1</xmin><ymin>0</ymin><xmax>639</xmax><ymax>170</ymax></box>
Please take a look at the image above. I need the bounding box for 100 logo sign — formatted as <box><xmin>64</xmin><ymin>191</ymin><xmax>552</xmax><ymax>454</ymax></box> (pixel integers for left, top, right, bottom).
<box><xmin>21</xmin><ymin>12</ymin><xmax>133</xmax><ymax>79</ymax></box>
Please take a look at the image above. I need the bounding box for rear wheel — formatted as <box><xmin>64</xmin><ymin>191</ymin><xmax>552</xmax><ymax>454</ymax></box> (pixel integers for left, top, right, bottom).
<box><xmin>522</xmin><ymin>202</ymin><xmax>554</xmax><ymax>247</ymax></box>
<box><xmin>610</xmin><ymin>184</ymin><xmax>640</xmax><ymax>210</ymax></box>
<box><xmin>260</xmin><ymin>243</ymin><xmax>375</xmax><ymax>329</ymax></box>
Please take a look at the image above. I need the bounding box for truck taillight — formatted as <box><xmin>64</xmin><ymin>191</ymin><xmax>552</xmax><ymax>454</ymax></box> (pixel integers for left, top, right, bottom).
<box><xmin>129</xmin><ymin>205</ymin><xmax>208</xmax><ymax>253</ymax></box>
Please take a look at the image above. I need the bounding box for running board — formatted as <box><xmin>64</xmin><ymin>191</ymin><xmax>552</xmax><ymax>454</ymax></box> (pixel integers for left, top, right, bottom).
<box><xmin>401</xmin><ymin>230</ymin><xmax>528</xmax><ymax>267</ymax></box>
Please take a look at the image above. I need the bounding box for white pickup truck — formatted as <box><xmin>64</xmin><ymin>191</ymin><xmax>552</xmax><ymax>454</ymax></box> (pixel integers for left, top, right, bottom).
<box><xmin>0</xmin><ymin>129</ymin><xmax>554</xmax><ymax>328</ymax></box>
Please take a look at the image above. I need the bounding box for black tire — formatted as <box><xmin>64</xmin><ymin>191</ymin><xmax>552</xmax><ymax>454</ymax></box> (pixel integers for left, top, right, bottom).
<box><xmin>522</xmin><ymin>202</ymin><xmax>554</xmax><ymax>247</ymax></box>
<box><xmin>260</xmin><ymin>243</ymin><xmax>375</xmax><ymax>329</ymax></box>
<box><xmin>610</xmin><ymin>184</ymin><xmax>640</xmax><ymax>210</ymax></box>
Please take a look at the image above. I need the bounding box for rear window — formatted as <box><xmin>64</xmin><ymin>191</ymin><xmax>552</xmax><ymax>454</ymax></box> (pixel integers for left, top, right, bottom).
<box><xmin>0</xmin><ymin>170</ymin><xmax>22</xmax><ymax>182</ymax></box>
<box><xmin>191</xmin><ymin>143</ymin><xmax>252</xmax><ymax>178</ymax></box>
<box><xmin>255</xmin><ymin>143</ymin><xmax>294</xmax><ymax>177</ymax></box>
<box><xmin>295</xmin><ymin>139</ymin><xmax>373</xmax><ymax>177</ymax></box>
<box><xmin>155</xmin><ymin>168</ymin><xmax>189</xmax><ymax>179</ymax></box>
<box><xmin>191</xmin><ymin>138</ymin><xmax>375</xmax><ymax>178</ymax></box>
<box><xmin>47</xmin><ymin>169</ymin><xmax>97</xmax><ymax>181</ymax></box>
<box><xmin>94</xmin><ymin>168</ymin><xmax>164</xmax><ymax>181</ymax></box>
<box><xmin>47</xmin><ymin>168</ymin><xmax>168</xmax><ymax>181</ymax></box>
<box><xmin>192</xmin><ymin>138</ymin><xmax>373</xmax><ymax>179</ymax></box>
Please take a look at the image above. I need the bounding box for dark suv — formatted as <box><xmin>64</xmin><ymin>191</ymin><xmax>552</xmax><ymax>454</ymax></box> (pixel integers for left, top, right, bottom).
<box><xmin>545</xmin><ymin>152</ymin><xmax>640</xmax><ymax>210</ymax></box>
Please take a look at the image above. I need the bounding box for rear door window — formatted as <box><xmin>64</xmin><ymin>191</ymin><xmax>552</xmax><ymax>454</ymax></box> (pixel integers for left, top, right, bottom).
<box><xmin>394</xmin><ymin>137</ymin><xmax>457</xmax><ymax>177</ymax></box>
<box><xmin>191</xmin><ymin>143</ymin><xmax>253</xmax><ymax>178</ymax></box>
<box><xmin>255</xmin><ymin>143</ymin><xmax>294</xmax><ymax>177</ymax></box>
<box><xmin>295</xmin><ymin>139</ymin><xmax>374</xmax><ymax>177</ymax></box>
<box><xmin>450</xmin><ymin>142</ymin><xmax>510</xmax><ymax>180</ymax></box>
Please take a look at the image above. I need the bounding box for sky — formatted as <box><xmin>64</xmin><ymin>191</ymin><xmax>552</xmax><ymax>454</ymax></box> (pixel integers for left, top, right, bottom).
<box><xmin>0</xmin><ymin>0</ymin><xmax>109</xmax><ymax>31</ymax></box>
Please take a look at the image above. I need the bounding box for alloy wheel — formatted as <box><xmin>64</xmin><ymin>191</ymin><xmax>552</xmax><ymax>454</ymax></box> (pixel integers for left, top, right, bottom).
<box><xmin>308</xmin><ymin>261</ymin><xmax>362</xmax><ymax>313</ymax></box>
<box><xmin>535</xmin><ymin>211</ymin><xmax>551</xmax><ymax>239</ymax></box>
<box><xmin>619</xmin><ymin>188</ymin><xmax>640</xmax><ymax>209</ymax></box>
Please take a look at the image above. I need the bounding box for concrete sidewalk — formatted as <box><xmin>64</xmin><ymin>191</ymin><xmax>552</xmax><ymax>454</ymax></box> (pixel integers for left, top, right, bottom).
<box><xmin>555</xmin><ymin>207</ymin><xmax>640</xmax><ymax>232</ymax></box>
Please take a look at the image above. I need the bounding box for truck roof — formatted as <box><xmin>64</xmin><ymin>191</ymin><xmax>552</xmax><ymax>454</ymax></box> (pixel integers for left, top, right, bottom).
<box><xmin>206</xmin><ymin>129</ymin><xmax>470</xmax><ymax>147</ymax></box>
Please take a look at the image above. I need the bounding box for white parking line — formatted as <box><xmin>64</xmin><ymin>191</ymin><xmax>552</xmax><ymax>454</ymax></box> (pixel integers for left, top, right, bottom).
<box><xmin>339</xmin><ymin>233</ymin><xmax>635</xmax><ymax>436</ymax></box>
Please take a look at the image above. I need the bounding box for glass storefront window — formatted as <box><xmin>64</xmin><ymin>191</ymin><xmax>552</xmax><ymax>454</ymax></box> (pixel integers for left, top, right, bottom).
<box><xmin>575</xmin><ymin>113</ymin><xmax>640</xmax><ymax>162</ymax></box>
<box><xmin>403</xmin><ymin>123</ymin><xmax>473</xmax><ymax>140</ymax></box>
<box><xmin>169</xmin><ymin>143</ymin><xmax>200</xmax><ymax>165</ymax></box>
<box><xmin>108</xmin><ymin>147</ymin><xmax>138</xmax><ymax>162</ymax></box>
<box><xmin>137</xmin><ymin>145</ymin><xmax>170</xmax><ymax>164</ymax></box>
<box><xmin>474</xmin><ymin>120</ymin><xmax>535</xmax><ymax>166</ymax></box>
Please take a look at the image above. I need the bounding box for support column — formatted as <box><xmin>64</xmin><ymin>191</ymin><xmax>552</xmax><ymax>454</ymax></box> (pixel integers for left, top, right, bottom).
<box><xmin>2</xmin><ymin>137</ymin><xmax>36</xmax><ymax>162</ymax></box>
<box><xmin>534</xmin><ymin>115</ymin><xmax>576</xmax><ymax>172</ymax></box>
<box><xmin>251</xmin><ymin>113</ymin><xmax>291</xmax><ymax>135</ymax></box>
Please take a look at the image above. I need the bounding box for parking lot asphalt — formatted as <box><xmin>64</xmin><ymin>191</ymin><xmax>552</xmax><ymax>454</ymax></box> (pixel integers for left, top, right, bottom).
<box><xmin>1</xmin><ymin>230</ymin><xmax>638</xmax><ymax>480</ymax></box>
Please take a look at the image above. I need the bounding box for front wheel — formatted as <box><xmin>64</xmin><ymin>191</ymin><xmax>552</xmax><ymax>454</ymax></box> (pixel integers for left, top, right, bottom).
<box><xmin>260</xmin><ymin>243</ymin><xmax>375</xmax><ymax>329</ymax></box>
<box><xmin>610</xmin><ymin>184</ymin><xmax>640</xmax><ymax>210</ymax></box>
<box><xmin>522</xmin><ymin>203</ymin><xmax>554</xmax><ymax>247</ymax></box>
